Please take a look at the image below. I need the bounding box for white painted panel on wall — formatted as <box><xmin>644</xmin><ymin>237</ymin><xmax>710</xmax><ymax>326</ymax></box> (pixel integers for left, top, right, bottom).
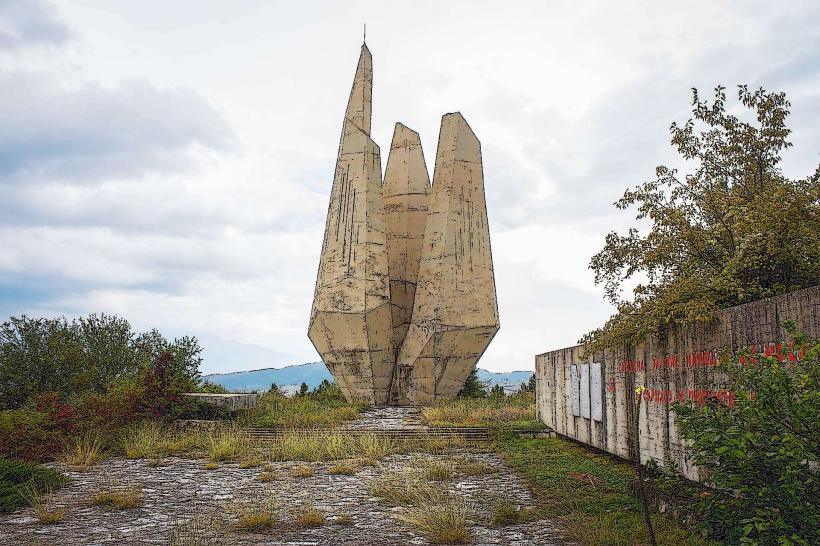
<box><xmin>580</xmin><ymin>363</ymin><xmax>590</xmax><ymax>418</ymax></box>
<box><xmin>570</xmin><ymin>364</ymin><xmax>580</xmax><ymax>416</ymax></box>
<box><xmin>591</xmin><ymin>362</ymin><xmax>602</xmax><ymax>421</ymax></box>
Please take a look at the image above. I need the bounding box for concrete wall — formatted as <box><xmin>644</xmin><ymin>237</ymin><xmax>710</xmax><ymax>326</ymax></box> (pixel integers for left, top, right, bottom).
<box><xmin>536</xmin><ymin>286</ymin><xmax>820</xmax><ymax>481</ymax></box>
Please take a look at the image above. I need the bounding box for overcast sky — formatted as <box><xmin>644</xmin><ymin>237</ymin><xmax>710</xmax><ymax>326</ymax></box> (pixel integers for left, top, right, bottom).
<box><xmin>1</xmin><ymin>0</ymin><xmax>818</xmax><ymax>374</ymax></box>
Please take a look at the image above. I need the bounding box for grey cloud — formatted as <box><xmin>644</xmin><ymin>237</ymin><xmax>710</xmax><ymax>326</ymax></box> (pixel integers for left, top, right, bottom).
<box><xmin>0</xmin><ymin>71</ymin><xmax>235</xmax><ymax>183</ymax></box>
<box><xmin>0</xmin><ymin>0</ymin><xmax>70</xmax><ymax>50</ymax></box>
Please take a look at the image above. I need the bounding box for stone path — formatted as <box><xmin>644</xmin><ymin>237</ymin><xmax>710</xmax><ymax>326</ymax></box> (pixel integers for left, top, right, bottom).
<box><xmin>0</xmin><ymin>451</ymin><xmax>567</xmax><ymax>545</ymax></box>
<box><xmin>1</xmin><ymin>409</ymin><xmax>569</xmax><ymax>545</ymax></box>
<box><xmin>344</xmin><ymin>406</ymin><xmax>425</xmax><ymax>430</ymax></box>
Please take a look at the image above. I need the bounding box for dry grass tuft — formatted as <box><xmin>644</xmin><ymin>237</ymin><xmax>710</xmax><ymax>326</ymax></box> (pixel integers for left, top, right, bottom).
<box><xmin>238</xmin><ymin>457</ymin><xmax>263</xmax><ymax>469</ymax></box>
<box><xmin>452</xmin><ymin>457</ymin><xmax>496</xmax><ymax>477</ymax></box>
<box><xmin>62</xmin><ymin>430</ymin><xmax>105</xmax><ymax>470</ymax></box>
<box><xmin>203</xmin><ymin>462</ymin><xmax>220</xmax><ymax>470</ymax></box>
<box><xmin>147</xmin><ymin>458</ymin><xmax>168</xmax><ymax>468</ymax></box>
<box><xmin>294</xmin><ymin>503</ymin><xmax>326</xmax><ymax>527</ymax></box>
<box><xmin>424</xmin><ymin>461</ymin><xmax>454</xmax><ymax>481</ymax></box>
<box><xmin>234</xmin><ymin>494</ymin><xmax>278</xmax><ymax>532</ymax></box>
<box><xmin>328</xmin><ymin>462</ymin><xmax>358</xmax><ymax>475</ymax></box>
<box><xmin>370</xmin><ymin>472</ymin><xmax>455</xmax><ymax>507</ymax></box>
<box><xmin>400</xmin><ymin>499</ymin><xmax>473</xmax><ymax>544</ymax></box>
<box><xmin>237</xmin><ymin>511</ymin><xmax>275</xmax><ymax>531</ymax></box>
<box><xmin>257</xmin><ymin>472</ymin><xmax>274</xmax><ymax>482</ymax></box>
<box><xmin>19</xmin><ymin>481</ymin><xmax>65</xmax><ymax>524</ymax></box>
<box><xmin>91</xmin><ymin>486</ymin><xmax>144</xmax><ymax>509</ymax></box>
<box><xmin>291</xmin><ymin>465</ymin><xmax>315</xmax><ymax>478</ymax></box>
<box><xmin>335</xmin><ymin>512</ymin><xmax>354</xmax><ymax>526</ymax></box>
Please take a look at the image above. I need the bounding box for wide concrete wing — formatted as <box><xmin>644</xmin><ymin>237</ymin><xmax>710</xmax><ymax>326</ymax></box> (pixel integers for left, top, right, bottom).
<box><xmin>395</xmin><ymin>112</ymin><xmax>500</xmax><ymax>404</ymax></box>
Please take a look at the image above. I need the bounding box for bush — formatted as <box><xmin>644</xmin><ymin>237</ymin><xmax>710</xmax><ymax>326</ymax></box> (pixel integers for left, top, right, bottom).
<box><xmin>0</xmin><ymin>408</ymin><xmax>65</xmax><ymax>462</ymax></box>
<box><xmin>0</xmin><ymin>314</ymin><xmax>203</xmax><ymax>411</ymax></box>
<box><xmin>671</xmin><ymin>324</ymin><xmax>819</xmax><ymax>545</ymax></box>
<box><xmin>0</xmin><ymin>457</ymin><xmax>68</xmax><ymax>514</ymax></box>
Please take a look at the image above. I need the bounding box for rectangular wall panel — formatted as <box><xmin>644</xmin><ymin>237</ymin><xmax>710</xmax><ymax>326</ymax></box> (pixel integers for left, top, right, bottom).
<box><xmin>580</xmin><ymin>363</ymin><xmax>590</xmax><ymax>419</ymax></box>
<box><xmin>591</xmin><ymin>362</ymin><xmax>602</xmax><ymax>421</ymax></box>
<box><xmin>570</xmin><ymin>364</ymin><xmax>580</xmax><ymax>417</ymax></box>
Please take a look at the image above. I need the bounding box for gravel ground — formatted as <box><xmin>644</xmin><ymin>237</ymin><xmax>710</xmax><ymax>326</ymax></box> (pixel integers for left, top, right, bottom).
<box><xmin>0</xmin><ymin>450</ymin><xmax>568</xmax><ymax>545</ymax></box>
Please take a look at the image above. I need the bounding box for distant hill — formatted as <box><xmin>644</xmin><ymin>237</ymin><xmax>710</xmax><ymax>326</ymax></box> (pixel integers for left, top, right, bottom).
<box><xmin>203</xmin><ymin>362</ymin><xmax>533</xmax><ymax>394</ymax></box>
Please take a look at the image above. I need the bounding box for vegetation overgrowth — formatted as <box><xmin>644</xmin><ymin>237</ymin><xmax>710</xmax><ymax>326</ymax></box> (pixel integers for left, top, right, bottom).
<box><xmin>244</xmin><ymin>380</ymin><xmax>364</xmax><ymax>429</ymax></box>
<box><xmin>653</xmin><ymin>324</ymin><xmax>819</xmax><ymax>545</ymax></box>
<box><xmin>423</xmin><ymin>390</ymin><xmax>538</xmax><ymax>428</ymax></box>
<box><xmin>494</xmin><ymin>432</ymin><xmax>713</xmax><ymax>546</ymax></box>
<box><xmin>0</xmin><ymin>458</ymin><xmax>68</xmax><ymax>514</ymax></box>
<box><xmin>0</xmin><ymin>313</ymin><xmax>212</xmax><ymax>462</ymax></box>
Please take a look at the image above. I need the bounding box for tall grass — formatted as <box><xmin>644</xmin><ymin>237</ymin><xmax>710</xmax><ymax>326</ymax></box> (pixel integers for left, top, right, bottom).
<box><xmin>370</xmin><ymin>472</ymin><xmax>456</xmax><ymax>507</ymax></box>
<box><xmin>18</xmin><ymin>481</ymin><xmax>65</xmax><ymax>524</ymax></box>
<box><xmin>400</xmin><ymin>500</ymin><xmax>472</xmax><ymax>544</ymax></box>
<box><xmin>207</xmin><ymin>429</ymin><xmax>249</xmax><ymax>462</ymax></box>
<box><xmin>422</xmin><ymin>392</ymin><xmax>536</xmax><ymax>427</ymax></box>
<box><xmin>62</xmin><ymin>430</ymin><xmax>105</xmax><ymax>469</ymax></box>
<box><xmin>268</xmin><ymin>431</ymin><xmax>394</xmax><ymax>462</ymax></box>
<box><xmin>245</xmin><ymin>389</ymin><xmax>363</xmax><ymax>429</ymax></box>
<box><xmin>119</xmin><ymin>421</ymin><xmax>214</xmax><ymax>460</ymax></box>
<box><xmin>371</xmin><ymin>472</ymin><xmax>472</xmax><ymax>544</ymax></box>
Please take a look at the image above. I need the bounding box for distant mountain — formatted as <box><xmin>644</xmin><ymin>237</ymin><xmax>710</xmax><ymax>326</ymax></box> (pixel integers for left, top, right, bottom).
<box><xmin>203</xmin><ymin>362</ymin><xmax>533</xmax><ymax>394</ymax></box>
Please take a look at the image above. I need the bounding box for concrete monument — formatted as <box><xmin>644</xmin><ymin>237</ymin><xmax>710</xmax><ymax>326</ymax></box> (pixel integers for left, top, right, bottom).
<box><xmin>309</xmin><ymin>43</ymin><xmax>499</xmax><ymax>405</ymax></box>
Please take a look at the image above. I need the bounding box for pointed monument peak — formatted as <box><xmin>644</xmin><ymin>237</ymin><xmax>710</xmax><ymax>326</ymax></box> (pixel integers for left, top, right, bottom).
<box><xmin>344</xmin><ymin>43</ymin><xmax>373</xmax><ymax>135</ymax></box>
<box><xmin>441</xmin><ymin>111</ymin><xmax>479</xmax><ymax>141</ymax></box>
<box><xmin>391</xmin><ymin>122</ymin><xmax>421</xmax><ymax>147</ymax></box>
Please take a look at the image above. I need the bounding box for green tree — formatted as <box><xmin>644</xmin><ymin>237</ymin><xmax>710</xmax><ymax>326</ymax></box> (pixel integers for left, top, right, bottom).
<box><xmin>457</xmin><ymin>367</ymin><xmax>487</xmax><ymax>398</ymax></box>
<box><xmin>518</xmin><ymin>373</ymin><xmax>536</xmax><ymax>394</ymax></box>
<box><xmin>0</xmin><ymin>314</ymin><xmax>203</xmax><ymax>409</ymax></box>
<box><xmin>297</xmin><ymin>382</ymin><xmax>309</xmax><ymax>397</ymax></box>
<box><xmin>585</xmin><ymin>86</ymin><xmax>820</xmax><ymax>350</ymax></box>
<box><xmin>489</xmin><ymin>384</ymin><xmax>506</xmax><ymax>398</ymax></box>
<box><xmin>670</xmin><ymin>323</ymin><xmax>819</xmax><ymax>545</ymax></box>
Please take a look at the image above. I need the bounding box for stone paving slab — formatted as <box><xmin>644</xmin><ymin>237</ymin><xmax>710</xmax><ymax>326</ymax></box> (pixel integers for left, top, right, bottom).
<box><xmin>0</xmin><ymin>451</ymin><xmax>568</xmax><ymax>545</ymax></box>
<box><xmin>345</xmin><ymin>406</ymin><xmax>425</xmax><ymax>430</ymax></box>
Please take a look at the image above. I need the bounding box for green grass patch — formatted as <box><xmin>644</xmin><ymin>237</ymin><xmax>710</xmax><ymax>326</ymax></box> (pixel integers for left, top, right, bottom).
<box><xmin>0</xmin><ymin>457</ymin><xmax>68</xmax><ymax>514</ymax></box>
<box><xmin>493</xmin><ymin>433</ymin><xmax>715</xmax><ymax>546</ymax></box>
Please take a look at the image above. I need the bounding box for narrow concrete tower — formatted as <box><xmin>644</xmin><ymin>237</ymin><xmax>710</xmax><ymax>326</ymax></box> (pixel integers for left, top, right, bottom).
<box><xmin>308</xmin><ymin>44</ymin><xmax>394</xmax><ymax>404</ymax></box>
<box><xmin>382</xmin><ymin>123</ymin><xmax>431</xmax><ymax>401</ymax></box>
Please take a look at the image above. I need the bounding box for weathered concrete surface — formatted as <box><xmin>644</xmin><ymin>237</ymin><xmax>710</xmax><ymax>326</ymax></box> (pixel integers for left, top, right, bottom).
<box><xmin>0</xmin><ymin>454</ymin><xmax>567</xmax><ymax>545</ymax></box>
<box><xmin>308</xmin><ymin>43</ymin><xmax>393</xmax><ymax>405</ymax></box>
<box><xmin>310</xmin><ymin>44</ymin><xmax>500</xmax><ymax>406</ymax></box>
<box><xmin>382</xmin><ymin>123</ymin><xmax>430</xmax><ymax>400</ymax></box>
<box><xmin>536</xmin><ymin>285</ymin><xmax>820</xmax><ymax>481</ymax></box>
<box><xmin>396</xmin><ymin>113</ymin><xmax>500</xmax><ymax>405</ymax></box>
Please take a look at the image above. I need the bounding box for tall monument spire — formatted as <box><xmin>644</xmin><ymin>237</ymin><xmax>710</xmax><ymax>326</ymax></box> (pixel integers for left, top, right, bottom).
<box><xmin>310</xmin><ymin>44</ymin><xmax>500</xmax><ymax>406</ymax></box>
<box><xmin>308</xmin><ymin>42</ymin><xmax>393</xmax><ymax>404</ymax></box>
<box><xmin>343</xmin><ymin>44</ymin><xmax>372</xmax><ymax>135</ymax></box>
